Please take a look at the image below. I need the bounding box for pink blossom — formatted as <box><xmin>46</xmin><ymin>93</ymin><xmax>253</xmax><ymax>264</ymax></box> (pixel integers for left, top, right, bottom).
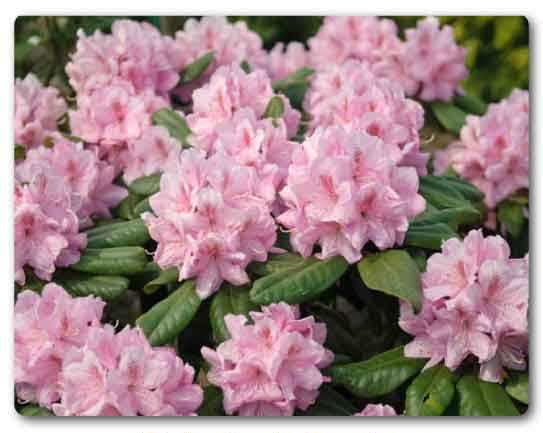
<box><xmin>14</xmin><ymin>283</ymin><xmax>105</xmax><ymax>408</ymax></box>
<box><xmin>201</xmin><ymin>302</ymin><xmax>333</xmax><ymax>416</ymax></box>
<box><xmin>400</xmin><ymin>230</ymin><xmax>529</xmax><ymax>382</ymax></box>
<box><xmin>277</xmin><ymin>125</ymin><xmax>426</xmax><ymax>264</ymax></box>
<box><xmin>187</xmin><ymin>63</ymin><xmax>301</xmax><ymax>150</ymax></box>
<box><xmin>14</xmin><ymin>174</ymin><xmax>86</xmax><ymax>285</ymax></box>
<box><xmin>267</xmin><ymin>42</ymin><xmax>311</xmax><ymax>81</ymax></box>
<box><xmin>14</xmin><ymin>74</ymin><xmax>67</xmax><ymax>148</ymax></box>
<box><xmin>403</xmin><ymin>17</ymin><xmax>468</xmax><ymax>101</ymax></box>
<box><xmin>354</xmin><ymin>404</ymin><xmax>398</xmax><ymax>416</ymax></box>
<box><xmin>434</xmin><ymin>89</ymin><xmax>529</xmax><ymax>209</ymax></box>
<box><xmin>174</xmin><ymin>17</ymin><xmax>267</xmax><ymax>100</ymax></box>
<box><xmin>304</xmin><ymin>60</ymin><xmax>428</xmax><ymax>175</ymax></box>
<box><xmin>66</xmin><ymin>19</ymin><xmax>183</xmax><ymax>96</ymax></box>
<box><xmin>142</xmin><ymin>149</ymin><xmax>277</xmax><ymax>299</ymax></box>
<box><xmin>16</xmin><ymin>133</ymin><xmax>127</xmax><ymax>227</ymax></box>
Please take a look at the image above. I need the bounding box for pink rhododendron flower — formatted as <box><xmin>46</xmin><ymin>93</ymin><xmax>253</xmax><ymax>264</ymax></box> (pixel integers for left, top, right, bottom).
<box><xmin>69</xmin><ymin>79</ymin><xmax>168</xmax><ymax>167</ymax></box>
<box><xmin>201</xmin><ymin>302</ymin><xmax>333</xmax><ymax>416</ymax></box>
<box><xmin>187</xmin><ymin>63</ymin><xmax>301</xmax><ymax>149</ymax></box>
<box><xmin>304</xmin><ymin>60</ymin><xmax>428</xmax><ymax>175</ymax></box>
<box><xmin>267</xmin><ymin>42</ymin><xmax>310</xmax><ymax>81</ymax></box>
<box><xmin>14</xmin><ymin>283</ymin><xmax>105</xmax><ymax>408</ymax></box>
<box><xmin>434</xmin><ymin>89</ymin><xmax>529</xmax><ymax>209</ymax></box>
<box><xmin>399</xmin><ymin>230</ymin><xmax>529</xmax><ymax>383</ymax></box>
<box><xmin>142</xmin><ymin>149</ymin><xmax>277</xmax><ymax>299</ymax></box>
<box><xmin>14</xmin><ymin>174</ymin><xmax>86</xmax><ymax>285</ymax></box>
<box><xmin>354</xmin><ymin>404</ymin><xmax>398</xmax><ymax>416</ymax></box>
<box><xmin>277</xmin><ymin>125</ymin><xmax>426</xmax><ymax>263</ymax></box>
<box><xmin>403</xmin><ymin>17</ymin><xmax>468</xmax><ymax>101</ymax></box>
<box><xmin>174</xmin><ymin>17</ymin><xmax>267</xmax><ymax>100</ymax></box>
<box><xmin>16</xmin><ymin>133</ymin><xmax>127</xmax><ymax>227</ymax></box>
<box><xmin>14</xmin><ymin>74</ymin><xmax>67</xmax><ymax>148</ymax></box>
<box><xmin>66</xmin><ymin>19</ymin><xmax>183</xmax><ymax>96</ymax></box>
<box><xmin>53</xmin><ymin>325</ymin><xmax>203</xmax><ymax>416</ymax></box>
<box><xmin>122</xmin><ymin>126</ymin><xmax>181</xmax><ymax>184</ymax></box>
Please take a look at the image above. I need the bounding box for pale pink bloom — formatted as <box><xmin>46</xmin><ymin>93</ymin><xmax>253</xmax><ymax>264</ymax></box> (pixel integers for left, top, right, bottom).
<box><xmin>14</xmin><ymin>74</ymin><xmax>67</xmax><ymax>148</ymax></box>
<box><xmin>69</xmin><ymin>79</ymin><xmax>168</xmax><ymax>168</ymax></box>
<box><xmin>187</xmin><ymin>63</ymin><xmax>301</xmax><ymax>149</ymax></box>
<box><xmin>304</xmin><ymin>60</ymin><xmax>428</xmax><ymax>175</ymax></box>
<box><xmin>142</xmin><ymin>149</ymin><xmax>277</xmax><ymax>299</ymax></box>
<box><xmin>277</xmin><ymin>125</ymin><xmax>425</xmax><ymax>263</ymax></box>
<box><xmin>14</xmin><ymin>174</ymin><xmax>86</xmax><ymax>285</ymax></box>
<box><xmin>16</xmin><ymin>133</ymin><xmax>127</xmax><ymax>227</ymax></box>
<box><xmin>122</xmin><ymin>126</ymin><xmax>181</xmax><ymax>184</ymax></box>
<box><xmin>14</xmin><ymin>284</ymin><xmax>105</xmax><ymax>408</ymax></box>
<box><xmin>174</xmin><ymin>17</ymin><xmax>267</xmax><ymax>100</ymax></box>
<box><xmin>201</xmin><ymin>302</ymin><xmax>333</xmax><ymax>416</ymax></box>
<box><xmin>403</xmin><ymin>17</ymin><xmax>468</xmax><ymax>101</ymax></box>
<box><xmin>434</xmin><ymin>89</ymin><xmax>529</xmax><ymax>209</ymax></box>
<box><xmin>267</xmin><ymin>42</ymin><xmax>311</xmax><ymax>81</ymax></box>
<box><xmin>400</xmin><ymin>230</ymin><xmax>529</xmax><ymax>382</ymax></box>
<box><xmin>354</xmin><ymin>404</ymin><xmax>398</xmax><ymax>416</ymax></box>
<box><xmin>66</xmin><ymin>19</ymin><xmax>182</xmax><ymax>96</ymax></box>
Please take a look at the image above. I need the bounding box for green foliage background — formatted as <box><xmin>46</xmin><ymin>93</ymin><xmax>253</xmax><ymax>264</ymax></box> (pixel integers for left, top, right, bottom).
<box><xmin>15</xmin><ymin>16</ymin><xmax>528</xmax><ymax>102</ymax></box>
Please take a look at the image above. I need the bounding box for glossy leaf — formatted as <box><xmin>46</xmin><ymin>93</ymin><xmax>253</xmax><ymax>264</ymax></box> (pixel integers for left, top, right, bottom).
<box><xmin>54</xmin><ymin>270</ymin><xmax>129</xmax><ymax>301</ymax></box>
<box><xmin>505</xmin><ymin>372</ymin><xmax>529</xmax><ymax>404</ymax></box>
<box><xmin>115</xmin><ymin>192</ymin><xmax>143</xmax><ymax>220</ymax></box>
<box><xmin>358</xmin><ymin>250</ymin><xmax>422</xmax><ymax>311</ymax></box>
<box><xmin>19</xmin><ymin>404</ymin><xmax>53</xmax><ymax>416</ymax></box>
<box><xmin>86</xmin><ymin>218</ymin><xmax>150</xmax><ymax>248</ymax></box>
<box><xmin>497</xmin><ymin>200</ymin><xmax>526</xmax><ymax>238</ymax></box>
<box><xmin>248</xmin><ymin>253</ymin><xmax>306</xmax><ymax>277</ymax></box>
<box><xmin>330</xmin><ymin>346</ymin><xmax>425</xmax><ymax>398</ymax></box>
<box><xmin>454</xmin><ymin>93</ymin><xmax>487</xmax><ymax>115</ymax></box>
<box><xmin>405</xmin><ymin>365</ymin><xmax>457</xmax><ymax>416</ymax></box>
<box><xmin>136</xmin><ymin>280</ymin><xmax>201</xmax><ymax>346</ymax></box>
<box><xmin>181</xmin><ymin>51</ymin><xmax>214</xmax><ymax>84</ymax></box>
<box><xmin>431</xmin><ymin>102</ymin><xmax>468</xmax><ymax>135</ymax></box>
<box><xmin>250</xmin><ymin>255</ymin><xmax>348</xmax><ymax>305</ymax></box>
<box><xmin>303</xmin><ymin>385</ymin><xmax>357</xmax><ymax>416</ymax></box>
<box><xmin>456</xmin><ymin>375</ymin><xmax>519</xmax><ymax>416</ymax></box>
<box><xmin>70</xmin><ymin>247</ymin><xmax>148</xmax><ymax>276</ymax></box>
<box><xmin>405</xmin><ymin>222</ymin><xmax>458</xmax><ymax>250</ymax></box>
<box><xmin>198</xmin><ymin>386</ymin><xmax>224</xmax><ymax>416</ymax></box>
<box><xmin>152</xmin><ymin>108</ymin><xmax>191</xmax><ymax>148</ymax></box>
<box><xmin>127</xmin><ymin>173</ymin><xmax>162</xmax><ymax>197</ymax></box>
<box><xmin>142</xmin><ymin>267</ymin><xmax>179</xmax><ymax>295</ymax></box>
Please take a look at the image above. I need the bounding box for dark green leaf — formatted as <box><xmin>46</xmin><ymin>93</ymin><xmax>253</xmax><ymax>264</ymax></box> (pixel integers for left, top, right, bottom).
<box><xmin>86</xmin><ymin>219</ymin><xmax>150</xmax><ymax>248</ymax></box>
<box><xmin>152</xmin><ymin>108</ymin><xmax>192</xmax><ymax>148</ymax></box>
<box><xmin>181</xmin><ymin>51</ymin><xmax>214</xmax><ymax>84</ymax></box>
<box><xmin>357</xmin><ymin>250</ymin><xmax>422</xmax><ymax>311</ymax></box>
<box><xmin>54</xmin><ymin>270</ymin><xmax>129</xmax><ymax>301</ymax></box>
<box><xmin>70</xmin><ymin>247</ymin><xmax>148</xmax><ymax>276</ymax></box>
<box><xmin>505</xmin><ymin>372</ymin><xmax>529</xmax><ymax>404</ymax></box>
<box><xmin>128</xmin><ymin>173</ymin><xmax>162</xmax><ymax>197</ymax></box>
<box><xmin>303</xmin><ymin>385</ymin><xmax>357</xmax><ymax>416</ymax></box>
<box><xmin>19</xmin><ymin>404</ymin><xmax>53</xmax><ymax>416</ymax></box>
<box><xmin>457</xmin><ymin>375</ymin><xmax>520</xmax><ymax>416</ymax></box>
<box><xmin>240</xmin><ymin>60</ymin><xmax>251</xmax><ymax>73</ymax></box>
<box><xmin>272</xmin><ymin>67</ymin><xmax>315</xmax><ymax>91</ymax></box>
<box><xmin>115</xmin><ymin>192</ymin><xmax>143</xmax><ymax>220</ymax></box>
<box><xmin>14</xmin><ymin>144</ymin><xmax>26</xmax><ymax>161</ymax></box>
<box><xmin>198</xmin><ymin>386</ymin><xmax>224</xmax><ymax>416</ymax></box>
<box><xmin>454</xmin><ymin>93</ymin><xmax>487</xmax><ymax>115</ymax></box>
<box><xmin>250</xmin><ymin>255</ymin><xmax>348</xmax><ymax>305</ymax></box>
<box><xmin>330</xmin><ymin>346</ymin><xmax>424</xmax><ymax>398</ymax></box>
<box><xmin>247</xmin><ymin>253</ymin><xmax>306</xmax><ymax>277</ymax></box>
<box><xmin>142</xmin><ymin>267</ymin><xmax>179</xmax><ymax>295</ymax></box>
<box><xmin>431</xmin><ymin>102</ymin><xmax>468</xmax><ymax>135</ymax></box>
<box><xmin>405</xmin><ymin>222</ymin><xmax>458</xmax><ymax>250</ymax></box>
<box><xmin>133</xmin><ymin>197</ymin><xmax>152</xmax><ymax>215</ymax></box>
<box><xmin>136</xmin><ymin>280</ymin><xmax>201</xmax><ymax>346</ymax></box>
<box><xmin>497</xmin><ymin>200</ymin><xmax>526</xmax><ymax>238</ymax></box>
<box><xmin>405</xmin><ymin>365</ymin><xmax>457</xmax><ymax>416</ymax></box>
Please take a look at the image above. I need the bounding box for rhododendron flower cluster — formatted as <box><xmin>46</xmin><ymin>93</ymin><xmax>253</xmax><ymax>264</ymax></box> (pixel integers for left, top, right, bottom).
<box><xmin>434</xmin><ymin>89</ymin><xmax>529</xmax><ymax>209</ymax></box>
<box><xmin>278</xmin><ymin>125</ymin><xmax>426</xmax><ymax>263</ymax></box>
<box><xmin>304</xmin><ymin>59</ymin><xmax>428</xmax><ymax>174</ymax></box>
<box><xmin>14</xmin><ymin>74</ymin><xmax>67</xmax><ymax>148</ymax></box>
<box><xmin>399</xmin><ymin>230</ymin><xmax>529</xmax><ymax>383</ymax></box>
<box><xmin>267</xmin><ymin>42</ymin><xmax>311</xmax><ymax>81</ymax></box>
<box><xmin>15</xmin><ymin>284</ymin><xmax>203</xmax><ymax>416</ymax></box>
<box><xmin>354</xmin><ymin>404</ymin><xmax>398</xmax><ymax>416</ymax></box>
<box><xmin>187</xmin><ymin>63</ymin><xmax>301</xmax><ymax>149</ymax></box>
<box><xmin>142</xmin><ymin>149</ymin><xmax>277</xmax><ymax>299</ymax></box>
<box><xmin>16</xmin><ymin>133</ymin><xmax>127</xmax><ymax>227</ymax></box>
<box><xmin>307</xmin><ymin>16</ymin><xmax>467</xmax><ymax>101</ymax></box>
<box><xmin>201</xmin><ymin>302</ymin><xmax>333</xmax><ymax>416</ymax></box>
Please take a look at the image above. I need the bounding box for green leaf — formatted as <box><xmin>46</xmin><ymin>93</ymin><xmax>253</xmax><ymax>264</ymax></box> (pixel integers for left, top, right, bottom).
<box><xmin>439</xmin><ymin>175</ymin><xmax>485</xmax><ymax>203</ymax></box>
<box><xmin>405</xmin><ymin>222</ymin><xmax>458</xmax><ymax>250</ymax></box>
<box><xmin>240</xmin><ymin>60</ymin><xmax>251</xmax><ymax>73</ymax></box>
<box><xmin>505</xmin><ymin>372</ymin><xmax>529</xmax><ymax>404</ymax></box>
<box><xmin>457</xmin><ymin>375</ymin><xmax>520</xmax><ymax>416</ymax></box>
<box><xmin>272</xmin><ymin>67</ymin><xmax>314</xmax><ymax>110</ymax></box>
<box><xmin>198</xmin><ymin>386</ymin><xmax>224</xmax><ymax>416</ymax></box>
<box><xmin>152</xmin><ymin>108</ymin><xmax>192</xmax><ymax>148</ymax></box>
<box><xmin>19</xmin><ymin>404</ymin><xmax>53</xmax><ymax>416</ymax></box>
<box><xmin>272</xmin><ymin>67</ymin><xmax>315</xmax><ymax>91</ymax></box>
<box><xmin>115</xmin><ymin>192</ymin><xmax>143</xmax><ymax>220</ymax></box>
<box><xmin>210</xmin><ymin>284</ymin><xmax>257</xmax><ymax>343</ymax></box>
<box><xmin>71</xmin><ymin>247</ymin><xmax>148</xmax><ymax>276</ymax></box>
<box><xmin>302</xmin><ymin>385</ymin><xmax>357</xmax><ymax>416</ymax></box>
<box><xmin>127</xmin><ymin>173</ymin><xmax>162</xmax><ymax>197</ymax></box>
<box><xmin>250</xmin><ymin>255</ymin><xmax>348</xmax><ymax>305</ymax></box>
<box><xmin>431</xmin><ymin>102</ymin><xmax>468</xmax><ymax>135</ymax></box>
<box><xmin>142</xmin><ymin>267</ymin><xmax>179</xmax><ymax>295</ymax></box>
<box><xmin>497</xmin><ymin>200</ymin><xmax>526</xmax><ymax>238</ymax></box>
<box><xmin>181</xmin><ymin>51</ymin><xmax>214</xmax><ymax>84</ymax></box>
<box><xmin>454</xmin><ymin>93</ymin><xmax>487</xmax><ymax>115</ymax></box>
<box><xmin>357</xmin><ymin>250</ymin><xmax>422</xmax><ymax>311</ymax></box>
<box><xmin>85</xmin><ymin>219</ymin><xmax>150</xmax><ymax>248</ymax></box>
<box><xmin>54</xmin><ymin>270</ymin><xmax>129</xmax><ymax>301</ymax></box>
<box><xmin>263</xmin><ymin>95</ymin><xmax>285</xmax><ymax>121</ymax></box>
<box><xmin>136</xmin><ymin>280</ymin><xmax>201</xmax><ymax>346</ymax></box>
<box><xmin>14</xmin><ymin>144</ymin><xmax>26</xmax><ymax>161</ymax></box>
<box><xmin>247</xmin><ymin>253</ymin><xmax>306</xmax><ymax>277</ymax></box>
<box><xmin>405</xmin><ymin>365</ymin><xmax>457</xmax><ymax>416</ymax></box>
<box><xmin>330</xmin><ymin>346</ymin><xmax>425</xmax><ymax>398</ymax></box>
<box><xmin>133</xmin><ymin>197</ymin><xmax>152</xmax><ymax>215</ymax></box>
